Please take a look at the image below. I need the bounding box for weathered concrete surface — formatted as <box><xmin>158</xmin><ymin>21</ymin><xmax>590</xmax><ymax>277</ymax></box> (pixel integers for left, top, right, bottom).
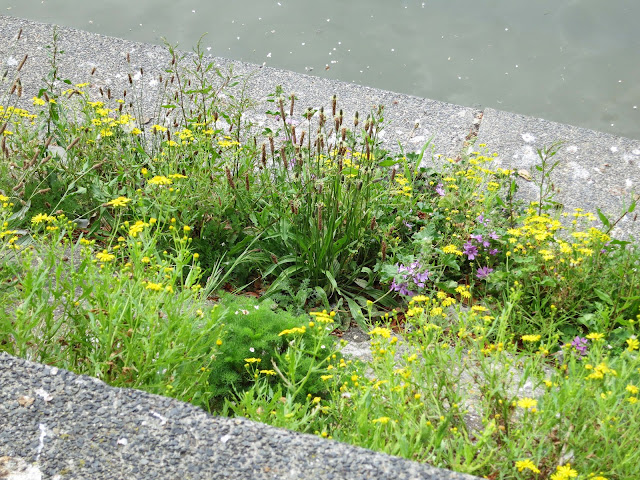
<box><xmin>0</xmin><ymin>352</ymin><xmax>478</xmax><ymax>480</ymax></box>
<box><xmin>476</xmin><ymin>108</ymin><xmax>640</xmax><ymax>238</ymax></box>
<box><xmin>0</xmin><ymin>15</ymin><xmax>476</xmax><ymax>159</ymax></box>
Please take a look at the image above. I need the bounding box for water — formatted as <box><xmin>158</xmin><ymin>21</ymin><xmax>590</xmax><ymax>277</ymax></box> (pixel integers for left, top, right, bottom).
<box><xmin>2</xmin><ymin>0</ymin><xmax>639</xmax><ymax>139</ymax></box>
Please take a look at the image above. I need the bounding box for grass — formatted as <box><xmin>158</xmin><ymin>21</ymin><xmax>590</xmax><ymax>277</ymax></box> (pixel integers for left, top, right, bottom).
<box><xmin>1</xmin><ymin>32</ymin><xmax>639</xmax><ymax>480</ymax></box>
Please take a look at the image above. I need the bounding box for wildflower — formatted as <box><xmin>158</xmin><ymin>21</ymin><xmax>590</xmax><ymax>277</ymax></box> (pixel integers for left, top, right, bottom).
<box><xmin>368</xmin><ymin>327</ymin><xmax>391</xmax><ymax>338</ymax></box>
<box><xmin>278</xmin><ymin>326</ymin><xmax>306</xmax><ymax>336</ymax></box>
<box><xmin>244</xmin><ymin>358</ymin><xmax>262</xmax><ymax>363</ymax></box>
<box><xmin>521</xmin><ymin>334</ymin><xmax>541</xmax><ymax>342</ymax></box>
<box><xmin>435</xmin><ymin>183</ymin><xmax>445</xmax><ymax>196</ymax></box>
<box><xmin>320</xmin><ymin>375</ymin><xmax>333</xmax><ymax>381</ymax></box>
<box><xmin>31</xmin><ymin>213</ymin><xmax>55</xmax><ymax>224</ymax></box>
<box><xmin>463</xmin><ymin>241</ymin><xmax>478</xmax><ymax>260</ymax></box>
<box><xmin>151</xmin><ymin>124</ymin><xmax>167</xmax><ymax>133</ymax></box>
<box><xmin>148</xmin><ymin>175</ymin><xmax>172</xmax><ymax>186</ymax></box>
<box><xmin>517</xmin><ymin>397</ymin><xmax>538</xmax><ymax>410</ymax></box>
<box><xmin>32</xmin><ymin>96</ymin><xmax>46</xmax><ymax>106</ymax></box>
<box><xmin>550</xmin><ymin>464</ymin><xmax>578</xmax><ymax>480</ymax></box>
<box><xmin>476</xmin><ymin>266</ymin><xmax>494</xmax><ymax>279</ymax></box>
<box><xmin>626</xmin><ymin>337</ymin><xmax>639</xmax><ymax>351</ymax></box>
<box><xmin>515</xmin><ymin>459</ymin><xmax>540</xmax><ymax>474</ymax></box>
<box><xmin>442</xmin><ymin>244</ymin><xmax>463</xmax><ymax>255</ymax></box>
<box><xmin>371</xmin><ymin>417</ymin><xmax>391</xmax><ymax>425</ymax></box>
<box><xmin>586</xmin><ymin>332</ymin><xmax>604</xmax><ymax>341</ymax></box>
<box><xmin>106</xmin><ymin>196</ymin><xmax>131</xmax><ymax>208</ymax></box>
<box><xmin>626</xmin><ymin>384</ymin><xmax>639</xmax><ymax>395</ymax></box>
<box><xmin>260</xmin><ymin>370</ymin><xmax>276</xmax><ymax>376</ymax></box>
<box><xmin>128</xmin><ymin>221</ymin><xmax>148</xmax><ymax>238</ymax></box>
<box><xmin>145</xmin><ymin>282</ymin><xmax>163</xmax><ymax>291</ymax></box>
<box><xmin>570</xmin><ymin>336</ymin><xmax>589</xmax><ymax>356</ymax></box>
<box><xmin>96</xmin><ymin>250</ymin><xmax>115</xmax><ymax>262</ymax></box>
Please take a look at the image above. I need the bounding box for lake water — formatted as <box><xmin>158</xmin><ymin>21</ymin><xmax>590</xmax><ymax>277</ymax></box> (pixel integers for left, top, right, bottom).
<box><xmin>1</xmin><ymin>0</ymin><xmax>639</xmax><ymax>139</ymax></box>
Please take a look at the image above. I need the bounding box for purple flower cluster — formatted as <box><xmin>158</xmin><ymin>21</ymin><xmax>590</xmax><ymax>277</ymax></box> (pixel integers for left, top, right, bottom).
<box><xmin>570</xmin><ymin>336</ymin><xmax>589</xmax><ymax>357</ymax></box>
<box><xmin>390</xmin><ymin>261</ymin><xmax>430</xmax><ymax>297</ymax></box>
<box><xmin>435</xmin><ymin>183</ymin><xmax>445</xmax><ymax>196</ymax></box>
<box><xmin>465</xmin><ymin>216</ymin><xmax>502</xmax><ymax>280</ymax></box>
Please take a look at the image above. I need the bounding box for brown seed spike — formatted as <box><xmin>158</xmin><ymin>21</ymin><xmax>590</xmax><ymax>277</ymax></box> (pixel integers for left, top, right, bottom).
<box><xmin>126</xmin><ymin>53</ymin><xmax>130</xmax><ymax>63</ymax></box>
<box><xmin>17</xmin><ymin>28</ymin><xmax>22</xmax><ymax>40</ymax></box>
<box><xmin>331</xmin><ymin>95</ymin><xmax>337</xmax><ymax>116</ymax></box>
<box><xmin>91</xmin><ymin>67</ymin><xmax>96</xmax><ymax>75</ymax></box>
<box><xmin>289</xmin><ymin>93</ymin><xmax>295</xmax><ymax>117</ymax></box>
<box><xmin>299</xmin><ymin>130</ymin><xmax>306</xmax><ymax>146</ymax></box>
<box><xmin>291</xmin><ymin>125</ymin><xmax>297</xmax><ymax>145</ymax></box>
<box><xmin>17</xmin><ymin>54</ymin><xmax>28</xmax><ymax>72</ymax></box>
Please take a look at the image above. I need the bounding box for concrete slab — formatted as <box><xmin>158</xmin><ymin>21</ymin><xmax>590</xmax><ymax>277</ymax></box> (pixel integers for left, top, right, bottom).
<box><xmin>476</xmin><ymin>108</ymin><xmax>640</xmax><ymax>239</ymax></box>
<box><xmin>0</xmin><ymin>15</ymin><xmax>476</xmax><ymax>159</ymax></box>
<box><xmin>0</xmin><ymin>352</ymin><xmax>478</xmax><ymax>480</ymax></box>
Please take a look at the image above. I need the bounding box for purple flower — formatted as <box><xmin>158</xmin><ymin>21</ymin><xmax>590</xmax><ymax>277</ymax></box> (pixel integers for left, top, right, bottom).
<box><xmin>489</xmin><ymin>248</ymin><xmax>499</xmax><ymax>256</ymax></box>
<box><xmin>470</xmin><ymin>234</ymin><xmax>483</xmax><ymax>243</ymax></box>
<box><xmin>463</xmin><ymin>242</ymin><xmax>478</xmax><ymax>260</ymax></box>
<box><xmin>403</xmin><ymin>221</ymin><xmax>414</xmax><ymax>230</ymax></box>
<box><xmin>489</xmin><ymin>231</ymin><xmax>500</xmax><ymax>240</ymax></box>
<box><xmin>435</xmin><ymin>183</ymin><xmax>445</xmax><ymax>196</ymax></box>
<box><xmin>570</xmin><ymin>336</ymin><xmax>589</xmax><ymax>357</ymax></box>
<box><xmin>477</xmin><ymin>214</ymin><xmax>490</xmax><ymax>226</ymax></box>
<box><xmin>476</xmin><ymin>266</ymin><xmax>494</xmax><ymax>279</ymax></box>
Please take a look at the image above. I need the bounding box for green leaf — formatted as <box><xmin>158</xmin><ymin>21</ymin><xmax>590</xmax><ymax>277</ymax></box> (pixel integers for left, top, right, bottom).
<box><xmin>596</xmin><ymin>208</ymin><xmax>611</xmax><ymax>228</ymax></box>
<box><xmin>594</xmin><ymin>288</ymin><xmax>613</xmax><ymax>305</ymax></box>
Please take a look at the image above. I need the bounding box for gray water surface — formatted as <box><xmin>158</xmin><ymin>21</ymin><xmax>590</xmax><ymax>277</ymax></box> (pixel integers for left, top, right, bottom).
<box><xmin>1</xmin><ymin>0</ymin><xmax>639</xmax><ymax>139</ymax></box>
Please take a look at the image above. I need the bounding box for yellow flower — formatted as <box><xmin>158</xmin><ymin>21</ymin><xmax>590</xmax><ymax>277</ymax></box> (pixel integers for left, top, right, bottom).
<box><xmin>371</xmin><ymin>417</ymin><xmax>391</xmax><ymax>425</ymax></box>
<box><xmin>626</xmin><ymin>384</ymin><xmax>639</xmax><ymax>395</ymax></box>
<box><xmin>517</xmin><ymin>397</ymin><xmax>538</xmax><ymax>410</ymax></box>
<box><xmin>515</xmin><ymin>459</ymin><xmax>540</xmax><ymax>474</ymax></box>
<box><xmin>32</xmin><ymin>96</ymin><xmax>46</xmax><ymax>106</ymax></box>
<box><xmin>521</xmin><ymin>334</ymin><xmax>542</xmax><ymax>342</ymax></box>
<box><xmin>550</xmin><ymin>464</ymin><xmax>578</xmax><ymax>480</ymax></box>
<box><xmin>586</xmin><ymin>332</ymin><xmax>604</xmax><ymax>341</ymax></box>
<box><xmin>145</xmin><ymin>282</ymin><xmax>163</xmax><ymax>291</ymax></box>
<box><xmin>151</xmin><ymin>124</ymin><xmax>168</xmax><ymax>133</ymax></box>
<box><xmin>216</xmin><ymin>339</ymin><xmax>223</xmax><ymax>346</ymax></box>
<box><xmin>626</xmin><ymin>337</ymin><xmax>639</xmax><ymax>351</ymax></box>
<box><xmin>442</xmin><ymin>244</ymin><xmax>463</xmax><ymax>255</ymax></box>
<box><xmin>31</xmin><ymin>213</ymin><xmax>55</xmax><ymax>224</ymax></box>
<box><xmin>128</xmin><ymin>220</ymin><xmax>149</xmax><ymax>238</ymax></box>
<box><xmin>96</xmin><ymin>250</ymin><xmax>115</xmax><ymax>262</ymax></box>
<box><xmin>628</xmin><ymin>397</ymin><xmax>638</xmax><ymax>404</ymax></box>
<box><xmin>260</xmin><ymin>370</ymin><xmax>276</xmax><ymax>376</ymax></box>
<box><xmin>320</xmin><ymin>375</ymin><xmax>333</xmax><ymax>381</ymax></box>
<box><xmin>106</xmin><ymin>196</ymin><xmax>131</xmax><ymax>208</ymax></box>
<box><xmin>368</xmin><ymin>327</ymin><xmax>391</xmax><ymax>338</ymax></box>
<box><xmin>148</xmin><ymin>175</ymin><xmax>172</xmax><ymax>186</ymax></box>
<box><xmin>278</xmin><ymin>326</ymin><xmax>306</xmax><ymax>336</ymax></box>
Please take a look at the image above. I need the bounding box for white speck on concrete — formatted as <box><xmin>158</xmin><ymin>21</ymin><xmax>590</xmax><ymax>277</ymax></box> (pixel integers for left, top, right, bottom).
<box><xmin>149</xmin><ymin>410</ymin><xmax>168</xmax><ymax>425</ymax></box>
<box><xmin>610</xmin><ymin>146</ymin><xmax>619</xmax><ymax>153</ymax></box>
<box><xmin>220</xmin><ymin>434</ymin><xmax>231</xmax><ymax>443</ymax></box>
<box><xmin>36</xmin><ymin>424</ymin><xmax>48</xmax><ymax>460</ymax></box>
<box><xmin>568</xmin><ymin>161</ymin><xmax>590</xmax><ymax>180</ymax></box>
<box><xmin>521</xmin><ymin>133</ymin><xmax>535</xmax><ymax>143</ymax></box>
<box><xmin>34</xmin><ymin>388</ymin><xmax>52</xmax><ymax>402</ymax></box>
<box><xmin>625</xmin><ymin>179</ymin><xmax>633</xmax><ymax>188</ymax></box>
<box><xmin>6</xmin><ymin>56</ymin><xmax>18</xmax><ymax>66</ymax></box>
<box><xmin>632</xmin><ymin>149</ymin><xmax>640</xmax><ymax>155</ymax></box>
<box><xmin>117</xmin><ymin>438</ymin><xmax>128</xmax><ymax>446</ymax></box>
<box><xmin>565</xmin><ymin>145</ymin><xmax>578</xmax><ymax>153</ymax></box>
